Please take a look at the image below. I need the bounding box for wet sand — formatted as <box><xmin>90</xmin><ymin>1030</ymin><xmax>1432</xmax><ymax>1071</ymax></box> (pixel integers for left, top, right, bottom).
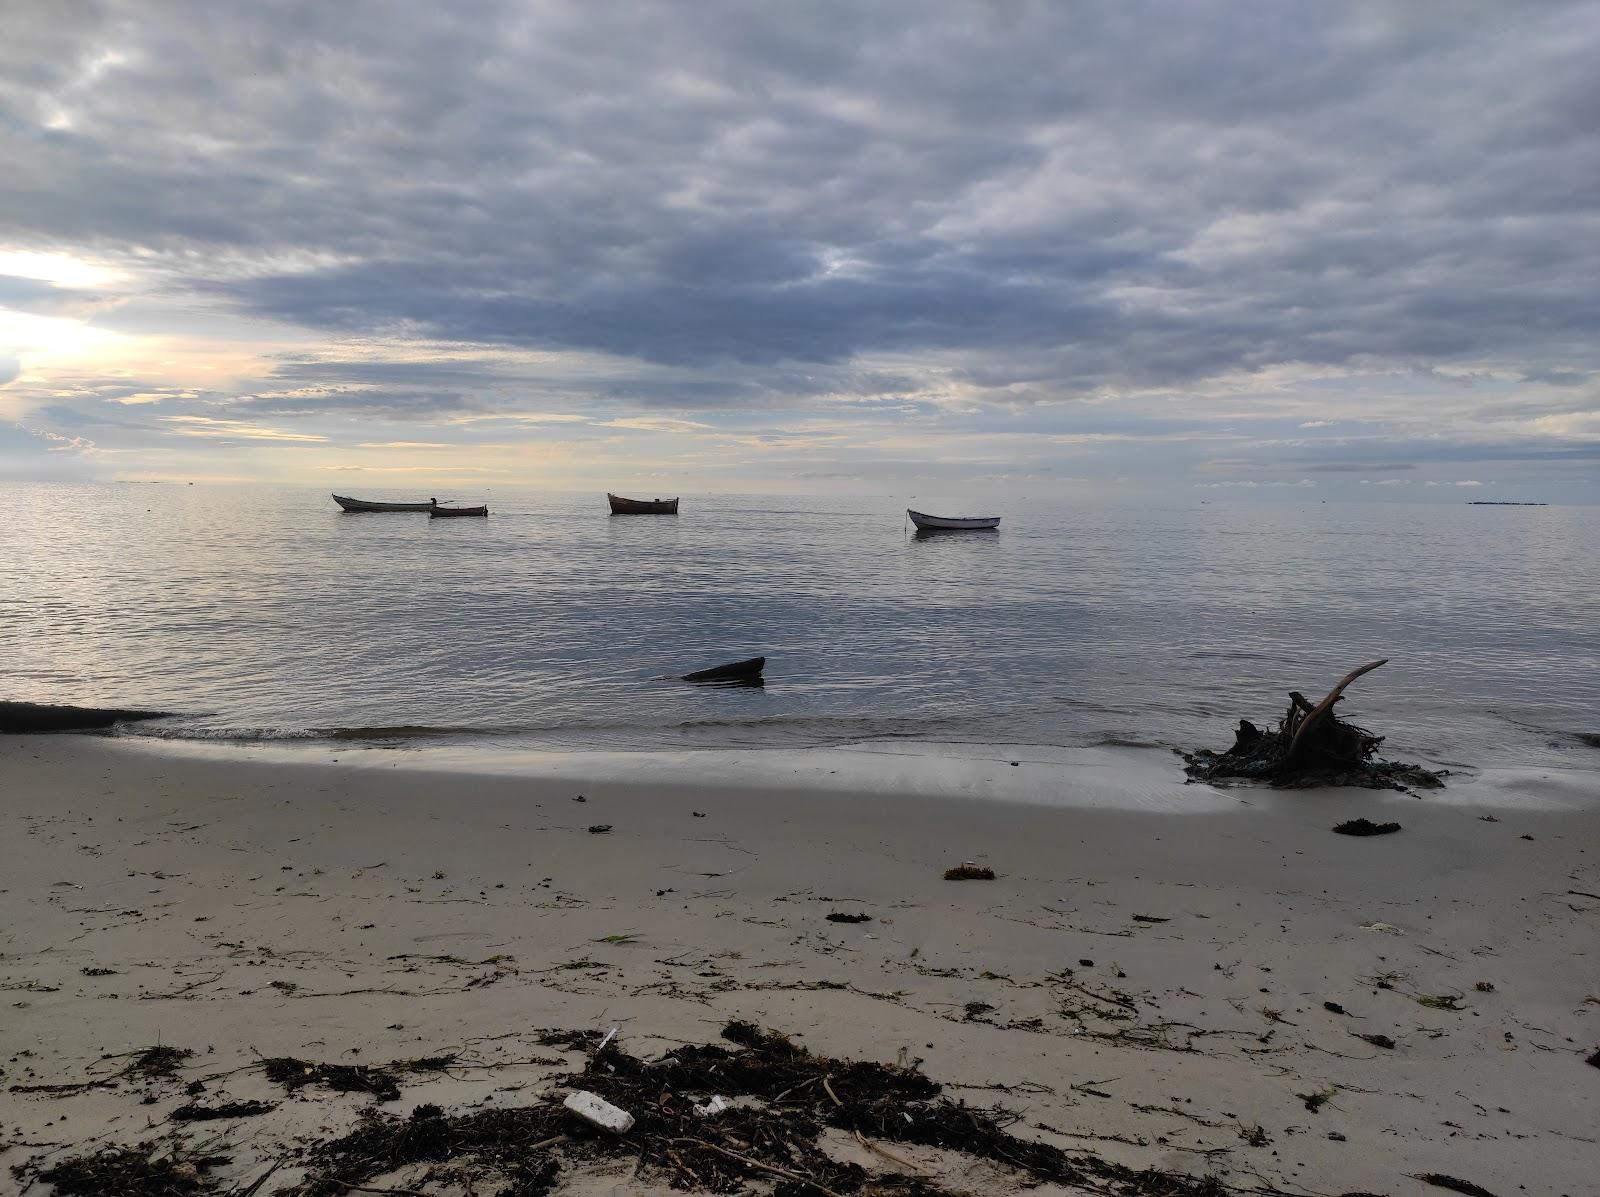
<box><xmin>2</xmin><ymin>735</ymin><xmax>1597</xmax><ymax>1195</ymax></box>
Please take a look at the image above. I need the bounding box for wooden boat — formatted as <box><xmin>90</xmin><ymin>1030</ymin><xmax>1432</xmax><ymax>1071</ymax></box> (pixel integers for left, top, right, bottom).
<box><xmin>429</xmin><ymin>503</ymin><xmax>488</xmax><ymax>518</ymax></box>
<box><xmin>608</xmin><ymin>493</ymin><xmax>679</xmax><ymax>515</ymax></box>
<box><xmin>907</xmin><ymin>509</ymin><xmax>1000</xmax><ymax>531</ymax></box>
<box><xmin>332</xmin><ymin>493</ymin><xmax>436</xmax><ymax>512</ymax></box>
<box><xmin>682</xmin><ymin>656</ymin><xmax>765</xmax><ymax>683</ymax></box>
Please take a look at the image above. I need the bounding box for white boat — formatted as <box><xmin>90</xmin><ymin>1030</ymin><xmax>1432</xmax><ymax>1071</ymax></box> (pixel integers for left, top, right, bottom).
<box><xmin>907</xmin><ymin>508</ymin><xmax>1001</xmax><ymax>531</ymax></box>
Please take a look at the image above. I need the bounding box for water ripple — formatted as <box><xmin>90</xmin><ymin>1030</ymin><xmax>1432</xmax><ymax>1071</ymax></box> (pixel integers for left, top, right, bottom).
<box><xmin>3</xmin><ymin>484</ymin><xmax>1597</xmax><ymax>765</ymax></box>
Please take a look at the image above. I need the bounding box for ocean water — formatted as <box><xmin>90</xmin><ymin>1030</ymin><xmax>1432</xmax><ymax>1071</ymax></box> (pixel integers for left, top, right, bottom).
<box><xmin>3</xmin><ymin>483</ymin><xmax>1597</xmax><ymax>769</ymax></box>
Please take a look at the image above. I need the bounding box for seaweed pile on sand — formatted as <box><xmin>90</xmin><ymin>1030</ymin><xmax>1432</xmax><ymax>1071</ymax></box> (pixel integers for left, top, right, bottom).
<box><xmin>260</xmin><ymin>1053</ymin><xmax>457</xmax><ymax>1103</ymax></box>
<box><xmin>33</xmin><ymin>1146</ymin><xmax>228</xmax><ymax>1196</ymax></box>
<box><xmin>279</xmin><ymin>1021</ymin><xmax>1229</xmax><ymax>1196</ymax></box>
<box><xmin>22</xmin><ymin>1022</ymin><xmax>1237</xmax><ymax>1196</ymax></box>
<box><xmin>1183</xmin><ymin>659</ymin><xmax>1445</xmax><ymax>792</ymax></box>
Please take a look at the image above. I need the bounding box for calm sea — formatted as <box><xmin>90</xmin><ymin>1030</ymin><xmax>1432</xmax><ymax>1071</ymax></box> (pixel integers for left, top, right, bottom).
<box><xmin>3</xmin><ymin>483</ymin><xmax>1596</xmax><ymax>769</ymax></box>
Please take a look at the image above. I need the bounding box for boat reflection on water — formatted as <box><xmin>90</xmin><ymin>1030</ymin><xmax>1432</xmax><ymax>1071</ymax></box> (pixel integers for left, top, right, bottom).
<box><xmin>911</xmin><ymin>525</ymin><xmax>1000</xmax><ymax>541</ymax></box>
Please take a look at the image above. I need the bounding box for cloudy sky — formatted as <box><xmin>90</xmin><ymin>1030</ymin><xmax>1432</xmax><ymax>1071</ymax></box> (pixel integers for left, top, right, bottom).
<box><xmin>2</xmin><ymin>1</ymin><xmax>1597</xmax><ymax>498</ymax></box>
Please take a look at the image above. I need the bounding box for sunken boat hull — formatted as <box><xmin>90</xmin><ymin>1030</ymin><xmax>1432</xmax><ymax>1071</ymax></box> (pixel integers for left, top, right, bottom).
<box><xmin>682</xmin><ymin>656</ymin><xmax>766</xmax><ymax>684</ymax></box>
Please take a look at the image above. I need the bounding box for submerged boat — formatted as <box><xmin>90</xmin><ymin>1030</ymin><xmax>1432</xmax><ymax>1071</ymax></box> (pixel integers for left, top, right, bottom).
<box><xmin>429</xmin><ymin>503</ymin><xmax>488</xmax><ymax>518</ymax></box>
<box><xmin>332</xmin><ymin>493</ymin><xmax>436</xmax><ymax>512</ymax></box>
<box><xmin>907</xmin><ymin>509</ymin><xmax>1001</xmax><ymax>531</ymax></box>
<box><xmin>682</xmin><ymin>656</ymin><xmax>765</xmax><ymax>684</ymax></box>
<box><xmin>608</xmin><ymin>493</ymin><xmax>679</xmax><ymax>515</ymax></box>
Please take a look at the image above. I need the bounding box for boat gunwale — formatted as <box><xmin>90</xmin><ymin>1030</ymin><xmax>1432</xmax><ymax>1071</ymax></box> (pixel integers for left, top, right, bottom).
<box><xmin>907</xmin><ymin>508</ymin><xmax>1001</xmax><ymax>530</ymax></box>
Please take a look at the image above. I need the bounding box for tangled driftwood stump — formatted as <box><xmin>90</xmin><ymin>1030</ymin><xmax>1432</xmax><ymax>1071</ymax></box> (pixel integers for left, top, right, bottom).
<box><xmin>1183</xmin><ymin>659</ymin><xmax>1445</xmax><ymax>791</ymax></box>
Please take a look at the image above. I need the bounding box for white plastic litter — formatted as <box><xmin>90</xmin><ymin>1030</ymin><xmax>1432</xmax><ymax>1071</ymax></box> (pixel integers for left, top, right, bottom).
<box><xmin>563</xmin><ymin>1090</ymin><xmax>635</xmax><ymax>1133</ymax></box>
<box><xmin>693</xmin><ymin>1095</ymin><xmax>733</xmax><ymax>1118</ymax></box>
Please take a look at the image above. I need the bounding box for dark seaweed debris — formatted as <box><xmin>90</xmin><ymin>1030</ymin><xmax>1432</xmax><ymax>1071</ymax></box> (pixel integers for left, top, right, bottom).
<box><xmin>37</xmin><ymin>1146</ymin><xmax>226</xmax><ymax>1195</ymax></box>
<box><xmin>171</xmin><ymin>1099</ymin><xmax>276</xmax><ymax>1121</ymax></box>
<box><xmin>126</xmin><ymin>1045</ymin><xmax>194</xmax><ymax>1079</ymax></box>
<box><xmin>943</xmin><ymin>864</ymin><xmax>995</xmax><ymax>880</ymax></box>
<box><xmin>9</xmin><ymin>1045</ymin><xmax>196</xmax><ymax>1097</ymax></box>
<box><xmin>827</xmin><ymin>911</ymin><xmax>872</xmax><ymax>923</ymax></box>
<box><xmin>1416</xmin><ymin>1174</ymin><xmax>1499</xmax><ymax>1197</ymax></box>
<box><xmin>283</xmin><ymin>1021</ymin><xmax>1234</xmax><ymax>1197</ymax></box>
<box><xmin>1333</xmin><ymin>819</ymin><xmax>1402</xmax><ymax>837</ymax></box>
<box><xmin>261</xmin><ymin>1054</ymin><xmax>455</xmax><ymax>1103</ymax></box>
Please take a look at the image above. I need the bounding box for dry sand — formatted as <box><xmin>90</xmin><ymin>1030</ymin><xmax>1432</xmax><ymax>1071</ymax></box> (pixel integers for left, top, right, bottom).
<box><xmin>1</xmin><ymin>734</ymin><xmax>1597</xmax><ymax>1196</ymax></box>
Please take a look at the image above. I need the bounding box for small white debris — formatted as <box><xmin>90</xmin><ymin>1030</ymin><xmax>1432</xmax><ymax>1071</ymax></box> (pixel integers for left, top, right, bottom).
<box><xmin>1361</xmin><ymin>921</ymin><xmax>1403</xmax><ymax>935</ymax></box>
<box><xmin>563</xmin><ymin>1090</ymin><xmax>635</xmax><ymax>1133</ymax></box>
<box><xmin>693</xmin><ymin>1095</ymin><xmax>733</xmax><ymax>1118</ymax></box>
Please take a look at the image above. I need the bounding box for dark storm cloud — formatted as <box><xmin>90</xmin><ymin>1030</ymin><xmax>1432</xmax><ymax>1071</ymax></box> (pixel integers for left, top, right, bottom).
<box><xmin>2</xmin><ymin>0</ymin><xmax>1598</xmax><ymax>420</ymax></box>
<box><xmin>231</xmin><ymin>261</ymin><xmax>1127</xmax><ymax>369</ymax></box>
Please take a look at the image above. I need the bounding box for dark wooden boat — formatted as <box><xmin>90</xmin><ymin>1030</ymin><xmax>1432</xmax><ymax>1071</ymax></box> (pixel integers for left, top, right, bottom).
<box><xmin>682</xmin><ymin>656</ymin><xmax>765</xmax><ymax>683</ymax></box>
<box><xmin>333</xmin><ymin>493</ymin><xmax>436</xmax><ymax>512</ymax></box>
<box><xmin>429</xmin><ymin>503</ymin><xmax>488</xmax><ymax>518</ymax></box>
<box><xmin>608</xmin><ymin>493</ymin><xmax>679</xmax><ymax>515</ymax></box>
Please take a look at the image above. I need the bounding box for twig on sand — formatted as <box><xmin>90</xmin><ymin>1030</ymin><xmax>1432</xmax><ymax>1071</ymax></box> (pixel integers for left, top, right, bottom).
<box><xmin>672</xmin><ymin>1138</ymin><xmax>845</xmax><ymax>1197</ymax></box>
<box><xmin>665</xmin><ymin>1147</ymin><xmax>704</xmax><ymax>1187</ymax></box>
<box><xmin>822</xmin><ymin>1075</ymin><xmax>843</xmax><ymax>1107</ymax></box>
<box><xmin>233</xmin><ymin>1159</ymin><xmax>282</xmax><ymax>1196</ymax></box>
<box><xmin>138</xmin><ymin>970</ymin><xmax>226</xmax><ymax>1000</ymax></box>
<box><xmin>853</xmin><ymin>1128</ymin><xmax>926</xmax><ymax>1172</ymax></box>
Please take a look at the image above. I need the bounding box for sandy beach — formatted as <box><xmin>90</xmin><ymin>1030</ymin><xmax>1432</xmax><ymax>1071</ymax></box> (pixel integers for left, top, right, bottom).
<box><xmin>2</xmin><ymin>734</ymin><xmax>1597</xmax><ymax>1196</ymax></box>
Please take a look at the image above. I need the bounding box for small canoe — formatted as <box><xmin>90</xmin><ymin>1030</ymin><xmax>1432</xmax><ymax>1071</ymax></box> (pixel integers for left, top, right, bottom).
<box><xmin>333</xmin><ymin>493</ymin><xmax>436</xmax><ymax>512</ymax></box>
<box><xmin>908</xmin><ymin>509</ymin><xmax>1000</xmax><ymax>531</ymax></box>
<box><xmin>609</xmin><ymin>493</ymin><xmax>679</xmax><ymax>515</ymax></box>
<box><xmin>683</xmin><ymin>656</ymin><xmax>765</xmax><ymax>683</ymax></box>
<box><xmin>430</xmin><ymin>504</ymin><xmax>488</xmax><ymax>518</ymax></box>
